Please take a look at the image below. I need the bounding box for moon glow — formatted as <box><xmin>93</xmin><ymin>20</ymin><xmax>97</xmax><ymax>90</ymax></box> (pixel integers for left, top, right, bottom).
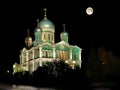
<box><xmin>86</xmin><ymin>7</ymin><xmax>93</xmax><ymax>15</ymax></box>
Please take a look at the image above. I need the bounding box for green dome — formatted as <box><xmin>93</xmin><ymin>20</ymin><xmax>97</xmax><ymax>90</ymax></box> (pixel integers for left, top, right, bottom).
<box><xmin>39</xmin><ymin>17</ymin><xmax>55</xmax><ymax>32</ymax></box>
<box><xmin>61</xmin><ymin>31</ymin><xmax>68</xmax><ymax>35</ymax></box>
<box><xmin>34</xmin><ymin>27</ymin><xmax>42</xmax><ymax>33</ymax></box>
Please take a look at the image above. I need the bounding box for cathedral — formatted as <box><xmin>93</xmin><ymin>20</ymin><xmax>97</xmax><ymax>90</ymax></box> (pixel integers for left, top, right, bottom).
<box><xmin>13</xmin><ymin>8</ymin><xmax>82</xmax><ymax>73</ymax></box>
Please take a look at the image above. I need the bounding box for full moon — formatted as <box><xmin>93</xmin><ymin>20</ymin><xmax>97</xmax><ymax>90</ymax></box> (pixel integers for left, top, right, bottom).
<box><xmin>86</xmin><ymin>7</ymin><xmax>93</xmax><ymax>15</ymax></box>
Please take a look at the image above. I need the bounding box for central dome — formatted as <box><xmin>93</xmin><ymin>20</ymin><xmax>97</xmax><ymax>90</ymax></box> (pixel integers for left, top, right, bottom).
<box><xmin>39</xmin><ymin>17</ymin><xmax>55</xmax><ymax>33</ymax></box>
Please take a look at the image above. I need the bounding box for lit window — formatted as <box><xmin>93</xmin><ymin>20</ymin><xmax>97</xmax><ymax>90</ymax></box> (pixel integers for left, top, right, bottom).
<box><xmin>52</xmin><ymin>35</ymin><xmax>53</xmax><ymax>40</ymax></box>
<box><xmin>48</xmin><ymin>34</ymin><xmax>50</xmax><ymax>40</ymax></box>
<box><xmin>74</xmin><ymin>53</ymin><xmax>76</xmax><ymax>60</ymax></box>
<box><xmin>44</xmin><ymin>34</ymin><xmax>46</xmax><ymax>39</ymax></box>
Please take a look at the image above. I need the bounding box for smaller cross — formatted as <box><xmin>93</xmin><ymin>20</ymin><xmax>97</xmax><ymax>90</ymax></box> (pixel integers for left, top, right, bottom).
<box><xmin>43</xmin><ymin>8</ymin><xmax>47</xmax><ymax>17</ymax></box>
<box><xmin>63</xmin><ymin>24</ymin><xmax>66</xmax><ymax>32</ymax></box>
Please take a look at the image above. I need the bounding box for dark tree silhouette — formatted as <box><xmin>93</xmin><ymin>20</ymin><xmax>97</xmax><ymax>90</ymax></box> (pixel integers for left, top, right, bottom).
<box><xmin>86</xmin><ymin>46</ymin><xmax>104</xmax><ymax>83</ymax></box>
<box><xmin>11</xmin><ymin>59</ymin><xmax>90</xmax><ymax>89</ymax></box>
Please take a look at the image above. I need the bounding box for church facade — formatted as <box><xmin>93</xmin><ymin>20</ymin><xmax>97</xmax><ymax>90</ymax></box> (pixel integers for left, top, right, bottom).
<box><xmin>13</xmin><ymin>8</ymin><xmax>82</xmax><ymax>73</ymax></box>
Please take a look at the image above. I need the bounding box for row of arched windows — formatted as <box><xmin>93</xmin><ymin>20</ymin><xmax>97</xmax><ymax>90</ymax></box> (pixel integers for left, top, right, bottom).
<box><xmin>42</xmin><ymin>50</ymin><xmax>53</xmax><ymax>58</ymax></box>
<box><xmin>43</xmin><ymin>33</ymin><xmax>54</xmax><ymax>41</ymax></box>
<box><xmin>22</xmin><ymin>49</ymin><xmax>79</xmax><ymax>63</ymax></box>
<box><xmin>56</xmin><ymin>51</ymin><xmax>68</xmax><ymax>59</ymax></box>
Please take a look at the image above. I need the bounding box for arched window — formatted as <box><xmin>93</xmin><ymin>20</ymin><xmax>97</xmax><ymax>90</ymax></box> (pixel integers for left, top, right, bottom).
<box><xmin>73</xmin><ymin>53</ymin><xmax>77</xmax><ymax>60</ymax></box>
<box><xmin>42</xmin><ymin>50</ymin><xmax>45</xmax><ymax>57</ymax></box>
<box><xmin>63</xmin><ymin>51</ymin><xmax>65</xmax><ymax>59</ymax></box>
<box><xmin>65</xmin><ymin>51</ymin><xmax>68</xmax><ymax>59</ymax></box>
<box><xmin>62</xmin><ymin>51</ymin><xmax>65</xmax><ymax>59</ymax></box>
<box><xmin>49</xmin><ymin>50</ymin><xmax>52</xmax><ymax>58</ymax></box>
<box><xmin>52</xmin><ymin>35</ymin><xmax>53</xmax><ymax>40</ymax></box>
<box><xmin>23</xmin><ymin>52</ymin><xmax>26</xmax><ymax>63</ymax></box>
<box><xmin>44</xmin><ymin>34</ymin><xmax>46</xmax><ymax>40</ymax></box>
<box><xmin>48</xmin><ymin>34</ymin><xmax>50</xmax><ymax>40</ymax></box>
<box><xmin>46</xmin><ymin>50</ymin><xmax>48</xmax><ymax>58</ymax></box>
<box><xmin>34</xmin><ymin>49</ymin><xmax>39</xmax><ymax>59</ymax></box>
<box><xmin>29</xmin><ymin>51</ymin><xmax>33</xmax><ymax>60</ymax></box>
<box><xmin>58</xmin><ymin>51</ymin><xmax>61</xmax><ymax>59</ymax></box>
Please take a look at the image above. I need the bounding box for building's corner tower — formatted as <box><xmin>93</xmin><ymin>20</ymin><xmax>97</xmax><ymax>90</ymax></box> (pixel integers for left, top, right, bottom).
<box><xmin>60</xmin><ymin>24</ymin><xmax>69</xmax><ymax>43</ymax></box>
<box><xmin>25</xmin><ymin>29</ymin><xmax>33</xmax><ymax>49</ymax></box>
<box><xmin>34</xmin><ymin>19</ymin><xmax>42</xmax><ymax>46</ymax></box>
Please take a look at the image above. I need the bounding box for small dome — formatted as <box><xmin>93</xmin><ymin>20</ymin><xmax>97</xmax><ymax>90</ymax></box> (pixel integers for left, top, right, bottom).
<box><xmin>25</xmin><ymin>36</ymin><xmax>32</xmax><ymax>42</ymax></box>
<box><xmin>34</xmin><ymin>19</ymin><xmax>42</xmax><ymax>33</ymax></box>
<box><xmin>34</xmin><ymin>27</ymin><xmax>42</xmax><ymax>33</ymax></box>
<box><xmin>61</xmin><ymin>31</ymin><xmax>68</xmax><ymax>35</ymax></box>
<box><xmin>25</xmin><ymin>29</ymin><xmax>32</xmax><ymax>41</ymax></box>
<box><xmin>61</xmin><ymin>24</ymin><xmax>68</xmax><ymax>35</ymax></box>
<box><xmin>39</xmin><ymin>17</ymin><xmax>55</xmax><ymax>32</ymax></box>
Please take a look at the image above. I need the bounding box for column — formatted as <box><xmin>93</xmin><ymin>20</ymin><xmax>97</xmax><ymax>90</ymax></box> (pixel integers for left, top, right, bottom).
<box><xmin>21</xmin><ymin>52</ymin><xmax>24</xmax><ymax>64</ymax></box>
<box><xmin>32</xmin><ymin>50</ymin><xmax>35</xmax><ymax>71</ymax></box>
<box><xmin>79</xmin><ymin>49</ymin><xmax>82</xmax><ymax>68</ymax></box>
<box><xmin>53</xmin><ymin>46</ymin><xmax>55</xmax><ymax>60</ymax></box>
<box><xmin>70</xmin><ymin>48</ymin><xmax>72</xmax><ymax>60</ymax></box>
<box><xmin>53</xmin><ymin>34</ymin><xmax>55</xmax><ymax>43</ymax></box>
<box><xmin>39</xmin><ymin>59</ymin><xmax>42</xmax><ymax>66</ymax></box>
<box><xmin>39</xmin><ymin>46</ymin><xmax>42</xmax><ymax>66</ymax></box>
<box><xmin>32</xmin><ymin>61</ymin><xmax>34</xmax><ymax>71</ymax></box>
<box><xmin>32</xmin><ymin>50</ymin><xmax>34</xmax><ymax>60</ymax></box>
<box><xmin>39</xmin><ymin>46</ymin><xmax>42</xmax><ymax>58</ymax></box>
<box><xmin>26</xmin><ymin>50</ymin><xmax>28</xmax><ymax>71</ymax></box>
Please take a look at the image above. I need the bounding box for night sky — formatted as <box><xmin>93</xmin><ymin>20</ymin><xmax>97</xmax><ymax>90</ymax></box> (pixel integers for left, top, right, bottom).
<box><xmin>0</xmin><ymin>0</ymin><xmax>119</xmax><ymax>72</ymax></box>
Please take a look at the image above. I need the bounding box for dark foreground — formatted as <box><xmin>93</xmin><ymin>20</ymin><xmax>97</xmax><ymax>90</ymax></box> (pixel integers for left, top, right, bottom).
<box><xmin>1</xmin><ymin>60</ymin><xmax>120</xmax><ymax>90</ymax></box>
<box><xmin>0</xmin><ymin>84</ymin><xmax>57</xmax><ymax>90</ymax></box>
<box><xmin>0</xmin><ymin>83</ymin><xmax>119</xmax><ymax>90</ymax></box>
